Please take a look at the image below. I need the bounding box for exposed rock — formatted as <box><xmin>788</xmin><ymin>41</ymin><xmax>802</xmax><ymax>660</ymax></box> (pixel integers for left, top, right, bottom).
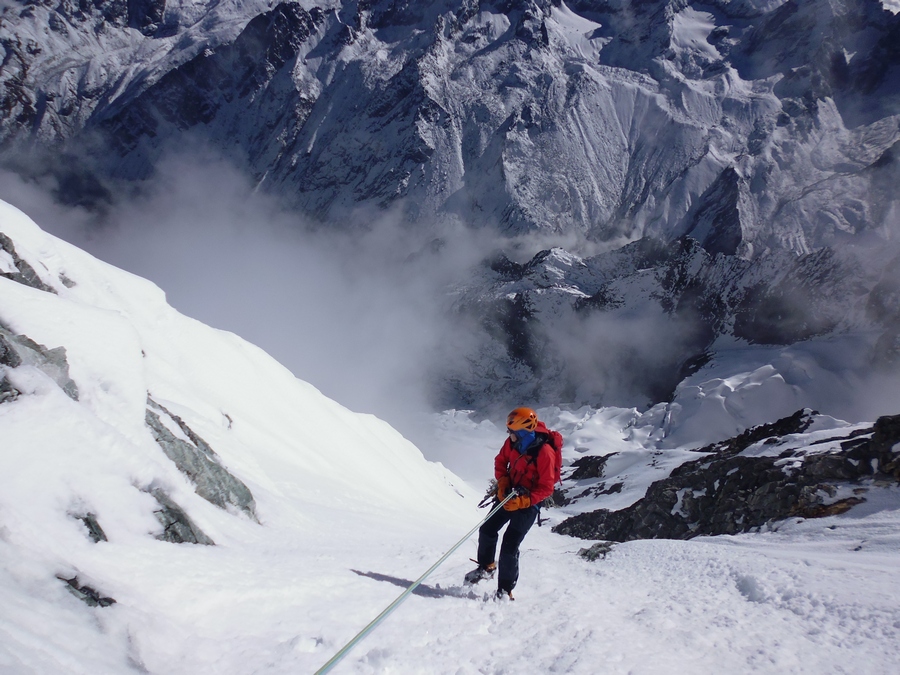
<box><xmin>0</xmin><ymin>325</ymin><xmax>79</xmax><ymax>400</ymax></box>
<box><xmin>689</xmin><ymin>408</ymin><xmax>818</xmax><ymax>459</ymax></box>
<box><xmin>0</xmin><ymin>232</ymin><xmax>56</xmax><ymax>293</ymax></box>
<box><xmin>0</xmin><ymin>331</ymin><xmax>20</xmax><ymax>368</ymax></box>
<box><xmin>554</xmin><ymin>410</ymin><xmax>900</xmax><ymax>542</ymax></box>
<box><xmin>0</xmin><ymin>375</ymin><xmax>20</xmax><ymax>403</ymax></box>
<box><xmin>542</xmin><ymin>486</ymin><xmax>568</xmax><ymax>508</ymax></box>
<box><xmin>578</xmin><ymin>541</ymin><xmax>615</xmax><ymax>562</ymax></box>
<box><xmin>73</xmin><ymin>512</ymin><xmax>107</xmax><ymax>543</ymax></box>
<box><xmin>145</xmin><ymin>397</ymin><xmax>257</xmax><ymax>520</ymax></box>
<box><xmin>568</xmin><ymin>454</ymin><xmax>612</xmax><ymax>481</ymax></box>
<box><xmin>685</xmin><ymin>167</ymin><xmax>744</xmax><ymax>257</ymax></box>
<box><xmin>58</xmin><ymin>576</ymin><xmax>116</xmax><ymax>607</ymax></box>
<box><xmin>793</xmin><ymin>491</ymin><xmax>865</xmax><ymax>518</ymax></box>
<box><xmin>127</xmin><ymin>0</ymin><xmax>167</xmax><ymax>36</ymax></box>
<box><xmin>149</xmin><ymin>487</ymin><xmax>215</xmax><ymax>546</ymax></box>
<box><xmin>566</xmin><ymin>480</ymin><xmax>624</xmax><ymax>505</ymax></box>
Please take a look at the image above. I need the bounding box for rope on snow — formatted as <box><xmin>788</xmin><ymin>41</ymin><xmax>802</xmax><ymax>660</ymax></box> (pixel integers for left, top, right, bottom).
<box><xmin>314</xmin><ymin>491</ymin><xmax>517</xmax><ymax>674</ymax></box>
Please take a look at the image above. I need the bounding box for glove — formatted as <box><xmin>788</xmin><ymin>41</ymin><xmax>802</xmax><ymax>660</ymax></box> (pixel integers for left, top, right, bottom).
<box><xmin>496</xmin><ymin>476</ymin><xmax>511</xmax><ymax>501</ymax></box>
<box><xmin>503</xmin><ymin>494</ymin><xmax>531</xmax><ymax>512</ymax></box>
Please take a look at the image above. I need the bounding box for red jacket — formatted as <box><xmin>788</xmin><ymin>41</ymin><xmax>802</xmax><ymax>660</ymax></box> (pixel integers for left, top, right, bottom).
<box><xmin>494</xmin><ymin>421</ymin><xmax>556</xmax><ymax>505</ymax></box>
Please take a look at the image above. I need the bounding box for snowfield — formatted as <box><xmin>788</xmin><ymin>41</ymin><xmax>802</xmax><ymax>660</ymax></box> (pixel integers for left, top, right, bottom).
<box><xmin>2</xmin><ymin>200</ymin><xmax>900</xmax><ymax>674</ymax></box>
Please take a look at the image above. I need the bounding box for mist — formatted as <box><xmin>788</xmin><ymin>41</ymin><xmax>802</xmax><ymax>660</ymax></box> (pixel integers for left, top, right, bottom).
<box><xmin>2</xmin><ymin>142</ymin><xmax>899</xmax><ymax>453</ymax></box>
<box><xmin>0</xmin><ymin>149</ymin><xmax>502</xmax><ymax>441</ymax></box>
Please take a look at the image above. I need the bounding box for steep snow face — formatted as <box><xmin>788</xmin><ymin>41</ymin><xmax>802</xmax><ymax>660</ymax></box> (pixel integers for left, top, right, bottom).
<box><xmin>0</xmin><ymin>198</ymin><xmax>475</xmax><ymax>669</ymax></box>
<box><xmin>0</xmin><ymin>198</ymin><xmax>466</xmax><ymax>519</ymax></box>
<box><xmin>2</xmin><ymin>0</ymin><xmax>899</xmax><ymax>251</ymax></box>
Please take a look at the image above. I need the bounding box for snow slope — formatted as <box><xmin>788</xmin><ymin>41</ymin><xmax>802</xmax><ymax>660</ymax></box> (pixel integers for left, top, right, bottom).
<box><xmin>2</xmin><ymin>200</ymin><xmax>900</xmax><ymax>673</ymax></box>
<box><xmin>0</xmin><ymin>199</ymin><xmax>476</xmax><ymax>671</ymax></box>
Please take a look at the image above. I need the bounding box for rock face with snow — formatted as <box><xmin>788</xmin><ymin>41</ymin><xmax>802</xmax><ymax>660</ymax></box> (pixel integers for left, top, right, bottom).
<box><xmin>0</xmin><ymin>324</ymin><xmax>79</xmax><ymax>401</ymax></box>
<box><xmin>440</xmin><ymin>232</ymin><xmax>900</xmax><ymax>412</ymax></box>
<box><xmin>145</xmin><ymin>396</ymin><xmax>258</xmax><ymax>521</ymax></box>
<box><xmin>554</xmin><ymin>408</ymin><xmax>900</xmax><ymax>541</ymax></box>
<box><xmin>2</xmin><ymin>0</ymin><xmax>899</xmax><ymax>249</ymax></box>
<box><xmin>2</xmin><ymin>215</ymin><xmax>257</xmax><ymax>544</ymax></box>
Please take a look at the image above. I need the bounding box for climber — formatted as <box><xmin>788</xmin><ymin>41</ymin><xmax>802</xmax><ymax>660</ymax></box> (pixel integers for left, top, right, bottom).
<box><xmin>464</xmin><ymin>407</ymin><xmax>562</xmax><ymax>600</ymax></box>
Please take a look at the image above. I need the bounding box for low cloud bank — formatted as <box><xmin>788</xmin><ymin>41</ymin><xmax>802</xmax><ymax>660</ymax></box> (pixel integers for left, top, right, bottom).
<box><xmin>1</xmin><ymin>146</ymin><xmax>898</xmax><ymax>449</ymax></box>
<box><xmin>0</xmin><ymin>149</ymin><xmax>498</xmax><ymax>438</ymax></box>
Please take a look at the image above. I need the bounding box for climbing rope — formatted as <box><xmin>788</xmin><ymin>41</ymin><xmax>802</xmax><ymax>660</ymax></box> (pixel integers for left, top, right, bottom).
<box><xmin>314</xmin><ymin>491</ymin><xmax>517</xmax><ymax>674</ymax></box>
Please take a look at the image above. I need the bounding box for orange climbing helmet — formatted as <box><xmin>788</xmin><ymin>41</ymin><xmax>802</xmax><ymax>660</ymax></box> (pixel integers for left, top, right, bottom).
<box><xmin>506</xmin><ymin>407</ymin><xmax>538</xmax><ymax>432</ymax></box>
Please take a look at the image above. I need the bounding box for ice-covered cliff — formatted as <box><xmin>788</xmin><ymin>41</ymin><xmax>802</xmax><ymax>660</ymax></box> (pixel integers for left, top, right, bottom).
<box><xmin>2</xmin><ymin>0</ymin><xmax>898</xmax><ymax>250</ymax></box>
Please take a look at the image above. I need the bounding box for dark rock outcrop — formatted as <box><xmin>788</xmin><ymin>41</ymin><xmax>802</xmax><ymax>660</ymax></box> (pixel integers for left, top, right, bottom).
<box><xmin>145</xmin><ymin>397</ymin><xmax>257</xmax><ymax>520</ymax></box>
<box><xmin>58</xmin><ymin>576</ymin><xmax>116</xmax><ymax>607</ymax></box>
<box><xmin>127</xmin><ymin>0</ymin><xmax>167</xmax><ymax>36</ymax></box>
<box><xmin>0</xmin><ymin>374</ymin><xmax>19</xmax><ymax>403</ymax></box>
<box><xmin>0</xmin><ymin>325</ymin><xmax>79</xmax><ymax>400</ymax></box>
<box><xmin>0</xmin><ymin>232</ymin><xmax>56</xmax><ymax>293</ymax></box>
<box><xmin>149</xmin><ymin>487</ymin><xmax>215</xmax><ymax>545</ymax></box>
<box><xmin>578</xmin><ymin>541</ymin><xmax>615</xmax><ymax>562</ymax></box>
<box><xmin>554</xmin><ymin>410</ymin><xmax>900</xmax><ymax>542</ymax></box>
<box><xmin>568</xmin><ymin>454</ymin><xmax>612</xmax><ymax>481</ymax></box>
<box><xmin>73</xmin><ymin>512</ymin><xmax>108</xmax><ymax>543</ymax></box>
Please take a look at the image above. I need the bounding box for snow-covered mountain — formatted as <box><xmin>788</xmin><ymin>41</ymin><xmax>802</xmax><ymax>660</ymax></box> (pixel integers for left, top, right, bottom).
<box><xmin>3</xmin><ymin>0</ymin><xmax>899</xmax><ymax>423</ymax></box>
<box><xmin>0</xmin><ymin>198</ymin><xmax>477</xmax><ymax>670</ymax></box>
<box><xmin>439</xmin><ymin>230</ymin><xmax>900</xmax><ymax>421</ymax></box>
<box><xmin>1</xmin><ymin>0</ymin><xmax>898</xmax><ymax>248</ymax></box>
<box><xmin>3</xmin><ymin>199</ymin><xmax>900</xmax><ymax>673</ymax></box>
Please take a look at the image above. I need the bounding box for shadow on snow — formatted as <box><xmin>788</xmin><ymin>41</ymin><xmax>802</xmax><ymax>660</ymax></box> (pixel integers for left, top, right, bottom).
<box><xmin>351</xmin><ymin>570</ymin><xmax>479</xmax><ymax>599</ymax></box>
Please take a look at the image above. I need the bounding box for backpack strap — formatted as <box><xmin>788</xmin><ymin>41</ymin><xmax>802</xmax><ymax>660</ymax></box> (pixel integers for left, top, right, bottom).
<box><xmin>525</xmin><ymin>432</ymin><xmax>550</xmax><ymax>462</ymax></box>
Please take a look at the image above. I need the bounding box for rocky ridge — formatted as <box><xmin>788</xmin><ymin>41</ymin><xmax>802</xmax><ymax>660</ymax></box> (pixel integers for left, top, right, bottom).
<box><xmin>554</xmin><ymin>408</ymin><xmax>900</xmax><ymax>541</ymax></box>
<box><xmin>440</xmin><ymin>232</ymin><xmax>900</xmax><ymax>411</ymax></box>
<box><xmin>0</xmin><ymin>0</ymin><xmax>898</xmax><ymax>252</ymax></box>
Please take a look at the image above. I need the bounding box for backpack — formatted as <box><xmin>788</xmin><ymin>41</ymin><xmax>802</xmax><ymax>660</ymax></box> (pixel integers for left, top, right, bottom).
<box><xmin>527</xmin><ymin>429</ymin><xmax>563</xmax><ymax>525</ymax></box>
<box><xmin>528</xmin><ymin>429</ymin><xmax>564</xmax><ymax>485</ymax></box>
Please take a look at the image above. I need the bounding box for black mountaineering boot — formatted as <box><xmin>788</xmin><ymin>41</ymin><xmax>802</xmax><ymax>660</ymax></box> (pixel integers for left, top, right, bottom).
<box><xmin>464</xmin><ymin>561</ymin><xmax>496</xmax><ymax>584</ymax></box>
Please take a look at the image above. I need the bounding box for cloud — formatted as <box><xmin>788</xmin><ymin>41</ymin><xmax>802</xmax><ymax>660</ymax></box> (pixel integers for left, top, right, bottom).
<box><xmin>1</xmin><ymin>138</ymin><xmax>898</xmax><ymax>451</ymax></box>
<box><xmin>0</xmin><ymin>145</ymin><xmax>500</xmax><ymax>439</ymax></box>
